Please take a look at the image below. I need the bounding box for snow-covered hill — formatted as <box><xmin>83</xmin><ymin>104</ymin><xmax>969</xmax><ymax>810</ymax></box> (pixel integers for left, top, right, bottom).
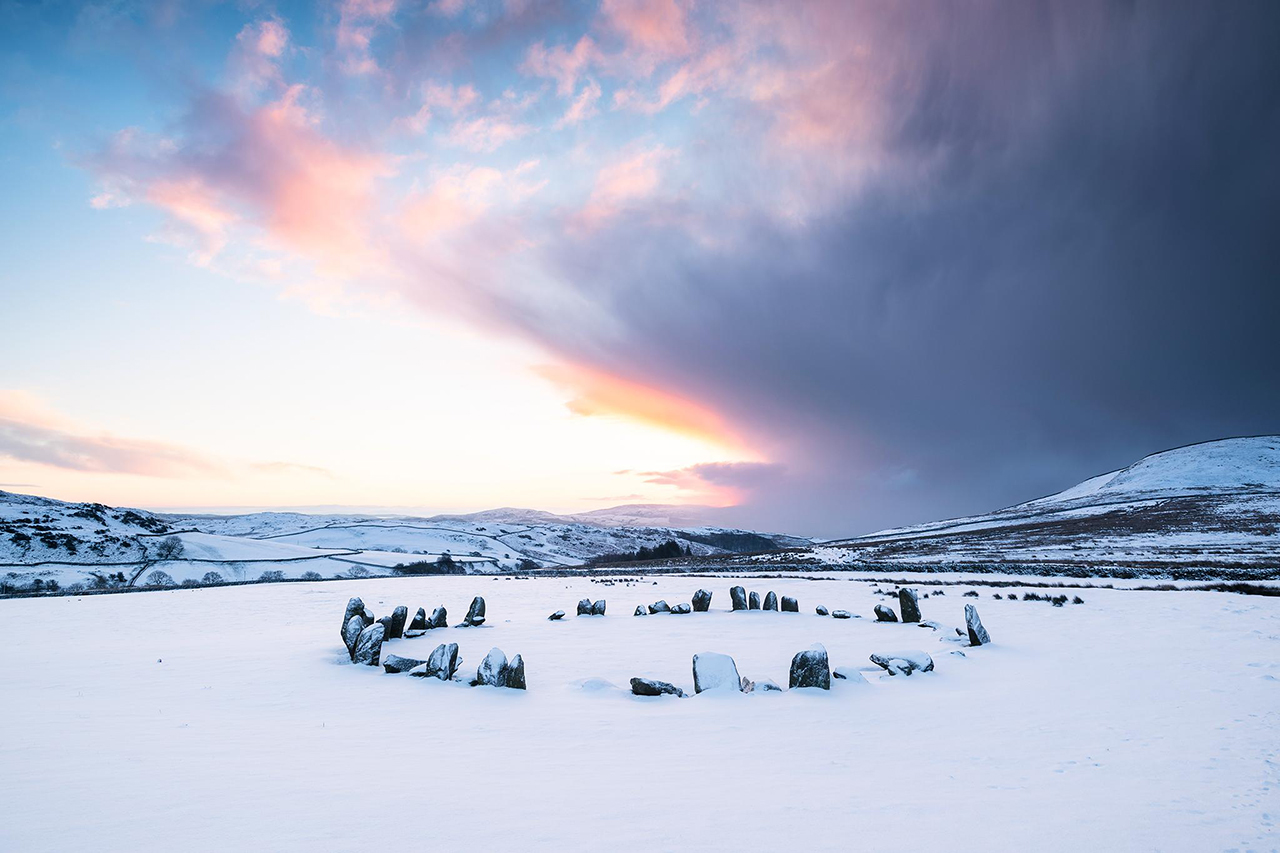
<box><xmin>734</xmin><ymin>436</ymin><xmax>1280</xmax><ymax>578</ymax></box>
<box><xmin>0</xmin><ymin>491</ymin><xmax>807</xmax><ymax>591</ymax></box>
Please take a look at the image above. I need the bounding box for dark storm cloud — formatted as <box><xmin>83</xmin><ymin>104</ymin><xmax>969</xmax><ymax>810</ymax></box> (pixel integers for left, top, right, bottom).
<box><xmin>514</xmin><ymin>1</ymin><xmax>1280</xmax><ymax>536</ymax></box>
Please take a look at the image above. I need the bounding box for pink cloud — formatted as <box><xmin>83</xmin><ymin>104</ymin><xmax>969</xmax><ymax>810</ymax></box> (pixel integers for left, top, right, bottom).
<box><xmin>600</xmin><ymin>0</ymin><xmax>692</xmax><ymax>61</ymax></box>
<box><xmin>336</xmin><ymin>0</ymin><xmax>398</xmax><ymax>75</ymax></box>
<box><xmin>555</xmin><ymin>79</ymin><xmax>602</xmax><ymax>127</ymax></box>
<box><xmin>577</xmin><ymin>145</ymin><xmax>674</xmax><ymax>226</ymax></box>
<box><xmin>521</xmin><ymin>36</ymin><xmax>600</xmax><ymax>96</ymax></box>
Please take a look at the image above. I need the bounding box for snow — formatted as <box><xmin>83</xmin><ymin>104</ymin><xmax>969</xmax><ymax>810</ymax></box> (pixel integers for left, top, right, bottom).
<box><xmin>1</xmin><ymin>572</ymin><xmax>1277</xmax><ymax>851</ymax></box>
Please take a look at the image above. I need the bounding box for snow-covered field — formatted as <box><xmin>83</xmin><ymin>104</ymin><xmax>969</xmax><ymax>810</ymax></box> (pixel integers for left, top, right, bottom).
<box><xmin>2</xmin><ymin>572</ymin><xmax>1276</xmax><ymax>851</ymax></box>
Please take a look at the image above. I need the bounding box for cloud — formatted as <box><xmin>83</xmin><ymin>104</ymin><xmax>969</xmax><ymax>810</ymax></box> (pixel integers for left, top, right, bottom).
<box><xmin>521</xmin><ymin>36</ymin><xmax>600</xmax><ymax>96</ymax></box>
<box><xmin>600</xmin><ymin>0</ymin><xmax>692</xmax><ymax>64</ymax></box>
<box><xmin>556</xmin><ymin>79</ymin><xmax>602</xmax><ymax>127</ymax></box>
<box><xmin>576</xmin><ymin>144</ymin><xmax>674</xmax><ymax>226</ymax></box>
<box><xmin>641</xmin><ymin>461</ymin><xmax>784</xmax><ymax>505</ymax></box>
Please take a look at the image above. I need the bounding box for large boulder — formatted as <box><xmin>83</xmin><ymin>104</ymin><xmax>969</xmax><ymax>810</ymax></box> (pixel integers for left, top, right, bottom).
<box><xmin>406</xmin><ymin>607</ymin><xmax>428</xmax><ymax>633</ymax></box>
<box><xmin>630</xmin><ymin>677</ymin><xmax>685</xmax><ymax>698</ymax></box>
<box><xmin>376</xmin><ymin>615</ymin><xmax>395</xmax><ymax>637</ymax></box>
<box><xmin>692</xmin><ymin>589</ymin><xmax>713</xmax><ymax>612</ymax></box>
<box><xmin>462</xmin><ymin>597</ymin><xmax>485</xmax><ymax>627</ymax></box>
<box><xmin>816</xmin><ymin>605</ymin><xmax>829</xmax><ymax>616</ymax></box>
<box><xmin>387</xmin><ymin>606</ymin><xmax>408</xmax><ymax>640</ymax></box>
<box><xmin>352</xmin><ymin>624</ymin><xmax>385</xmax><ymax>667</ymax></box>
<box><xmin>503</xmin><ymin>654</ymin><xmax>526</xmax><ymax>690</ymax></box>
<box><xmin>749</xmin><ymin>591</ymin><xmax>761</xmax><ymax>610</ymax></box>
<box><xmin>788</xmin><ymin>644</ymin><xmax>831</xmax><ymax>690</ymax></box>
<box><xmin>965</xmin><ymin>604</ymin><xmax>991</xmax><ymax>646</ymax></box>
<box><xmin>648</xmin><ymin>600</ymin><xmax>671</xmax><ymax>614</ymax></box>
<box><xmin>420</xmin><ymin>643</ymin><xmax>460</xmax><ymax>680</ymax></box>
<box><xmin>874</xmin><ymin>605</ymin><xmax>898</xmax><ymax>622</ymax></box>
<box><xmin>476</xmin><ymin>647</ymin><xmax>508</xmax><ymax>686</ymax></box>
<box><xmin>763</xmin><ymin>591</ymin><xmax>778</xmax><ymax>611</ymax></box>
<box><xmin>342</xmin><ymin>597</ymin><xmax>371</xmax><ymax>640</ymax></box>
<box><xmin>634</xmin><ymin>605</ymin><xmax>647</xmax><ymax>616</ymax></box>
<box><xmin>899</xmin><ymin>588</ymin><xmax>922</xmax><ymax>623</ymax></box>
<box><xmin>591</xmin><ymin>599</ymin><xmax>606</xmax><ymax>616</ymax></box>
<box><xmin>730</xmin><ymin>586</ymin><xmax>748</xmax><ymax>611</ymax></box>
<box><xmin>576</xmin><ymin>598</ymin><xmax>592</xmax><ymax>616</ymax></box>
<box><xmin>869</xmin><ymin>650</ymin><xmax>934</xmax><ymax>676</ymax></box>
<box><xmin>383</xmin><ymin>654</ymin><xmax>425</xmax><ymax>674</ymax></box>
<box><xmin>429</xmin><ymin>606</ymin><xmax>448</xmax><ymax>629</ymax></box>
<box><xmin>692</xmin><ymin>652</ymin><xmax>743</xmax><ymax>694</ymax></box>
<box><xmin>781</xmin><ymin>596</ymin><xmax>798</xmax><ymax>612</ymax></box>
<box><xmin>548</xmin><ymin>610</ymin><xmax>566</xmax><ymax>621</ymax></box>
<box><xmin>343</xmin><ymin>614</ymin><xmax>365</xmax><ymax>659</ymax></box>
<box><xmin>670</xmin><ymin>603</ymin><xmax>692</xmax><ymax>614</ymax></box>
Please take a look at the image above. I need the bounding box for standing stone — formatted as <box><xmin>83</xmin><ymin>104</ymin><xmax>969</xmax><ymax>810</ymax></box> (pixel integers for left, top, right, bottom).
<box><xmin>377</xmin><ymin>615</ymin><xmax>395</xmax><ymax>637</ymax></box>
<box><xmin>634</xmin><ymin>605</ymin><xmax>647</xmax><ymax>616</ymax></box>
<box><xmin>591</xmin><ymin>599</ymin><xmax>606</xmax><ymax>616</ymax></box>
<box><xmin>422</xmin><ymin>643</ymin><xmax>460</xmax><ymax>680</ymax></box>
<box><xmin>352</xmin><ymin>624</ymin><xmax>385</xmax><ymax>667</ymax></box>
<box><xmin>763</xmin><ymin>591</ymin><xmax>778</xmax><ymax>611</ymax></box>
<box><xmin>630</xmin><ymin>677</ymin><xmax>684</xmax><ymax>697</ymax></box>
<box><xmin>502</xmin><ymin>654</ymin><xmax>526</xmax><ymax>690</ymax></box>
<box><xmin>548</xmin><ymin>610</ymin><xmax>566</xmax><ymax>621</ymax></box>
<box><xmin>730</xmin><ymin>586</ymin><xmax>748</xmax><ymax>611</ymax></box>
<box><xmin>692</xmin><ymin>589</ymin><xmax>713</xmax><ymax>612</ymax></box>
<box><xmin>899</xmin><ymin>588</ymin><xmax>922</xmax><ymax>623</ymax></box>
<box><xmin>789</xmin><ymin>644</ymin><xmax>831</xmax><ymax>690</ymax></box>
<box><xmin>748</xmin><ymin>592</ymin><xmax>761</xmax><ymax>610</ymax></box>
<box><xmin>648</xmin><ymin>600</ymin><xmax>671</xmax><ymax>614</ymax></box>
<box><xmin>781</xmin><ymin>596</ymin><xmax>798</xmax><ymax>612</ymax></box>
<box><xmin>477</xmin><ymin>647</ymin><xmax>508</xmax><ymax>686</ymax></box>
<box><xmin>343</xmin><ymin>614</ymin><xmax>365</xmax><ymax>659</ymax></box>
<box><xmin>874</xmin><ymin>604</ymin><xmax>898</xmax><ymax>622</ymax></box>
<box><xmin>692</xmin><ymin>652</ymin><xmax>743</xmax><ymax>694</ymax></box>
<box><xmin>341</xmin><ymin>597</ymin><xmax>369</xmax><ymax>641</ymax></box>
<box><xmin>577</xmin><ymin>598</ymin><xmax>592</xmax><ymax>616</ymax></box>
<box><xmin>383</xmin><ymin>654</ymin><xmax>425</xmax><ymax>674</ymax></box>
<box><xmin>965</xmin><ymin>603</ymin><xmax>991</xmax><ymax>646</ymax></box>
<box><xmin>816</xmin><ymin>605</ymin><xmax>829</xmax><ymax>616</ymax></box>
<box><xmin>429</xmin><ymin>606</ymin><xmax>448</xmax><ymax>629</ymax></box>
<box><xmin>462</xmin><ymin>596</ymin><xmax>485</xmax><ymax>626</ymax></box>
<box><xmin>670</xmin><ymin>602</ymin><xmax>692</xmax><ymax>614</ymax></box>
<box><xmin>407</xmin><ymin>607</ymin><xmax>428</xmax><ymax>632</ymax></box>
<box><xmin>388</xmin><ymin>606</ymin><xmax>408</xmax><ymax>639</ymax></box>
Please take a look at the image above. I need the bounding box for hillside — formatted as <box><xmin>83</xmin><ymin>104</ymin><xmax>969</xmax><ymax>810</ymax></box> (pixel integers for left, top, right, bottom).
<box><xmin>729</xmin><ymin>436</ymin><xmax>1280</xmax><ymax>578</ymax></box>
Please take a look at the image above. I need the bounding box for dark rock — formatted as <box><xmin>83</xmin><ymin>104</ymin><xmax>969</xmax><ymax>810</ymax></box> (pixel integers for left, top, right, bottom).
<box><xmin>420</xmin><ymin>642</ymin><xmax>460</xmax><ymax>680</ymax></box>
<box><xmin>788</xmin><ymin>644</ymin><xmax>831</xmax><ymax>689</ymax></box>
<box><xmin>692</xmin><ymin>652</ymin><xmax>742</xmax><ymax>693</ymax></box>
<box><xmin>377</xmin><ymin>615</ymin><xmax>395</xmax><ymax>637</ymax></box>
<box><xmin>763</xmin><ymin>591</ymin><xmax>778</xmax><ymax>611</ymax></box>
<box><xmin>730</xmin><ymin>586</ymin><xmax>748</xmax><ymax>610</ymax></box>
<box><xmin>816</xmin><ymin>605</ymin><xmax>829</xmax><ymax>616</ymax></box>
<box><xmin>388</xmin><ymin>605</ymin><xmax>408</xmax><ymax>640</ymax></box>
<box><xmin>874</xmin><ymin>604</ymin><xmax>898</xmax><ymax>622</ymax></box>
<box><xmin>899</xmin><ymin>588</ymin><xmax>921</xmax><ymax>623</ymax></box>
<box><xmin>739</xmin><ymin>676</ymin><xmax>755</xmax><ymax>693</ymax></box>
<box><xmin>591</xmin><ymin>599</ymin><xmax>606</xmax><ymax>616</ymax></box>
<box><xmin>630</xmin><ymin>677</ymin><xmax>685</xmax><ymax>698</ymax></box>
<box><xmin>1073</xmin><ymin>596</ymin><xmax>1084</xmax><ymax>605</ymax></box>
<box><xmin>548</xmin><ymin>610</ymin><xmax>566</xmax><ymax>621</ymax></box>
<box><xmin>692</xmin><ymin>589</ymin><xmax>712</xmax><ymax>612</ymax></box>
<box><xmin>352</xmin><ymin>624</ymin><xmax>385</xmax><ymax>667</ymax></box>
<box><xmin>634</xmin><ymin>605</ymin><xmax>647</xmax><ymax>616</ymax></box>
<box><xmin>383</xmin><ymin>654</ymin><xmax>425</xmax><ymax>674</ymax></box>
<box><xmin>476</xmin><ymin>647</ymin><xmax>508</xmax><ymax>686</ymax></box>
<box><xmin>670</xmin><ymin>602</ymin><xmax>692</xmax><ymax>614</ymax></box>
<box><xmin>577</xmin><ymin>598</ymin><xmax>592</xmax><ymax>616</ymax></box>
<box><xmin>343</xmin><ymin>614</ymin><xmax>365</xmax><ymax>659</ymax></box>
<box><xmin>749</xmin><ymin>591</ymin><xmax>761</xmax><ymax>610</ymax></box>
<box><xmin>781</xmin><ymin>596</ymin><xmax>798</xmax><ymax>612</ymax></box>
<box><xmin>832</xmin><ymin>610</ymin><xmax>853</xmax><ymax>619</ymax></box>
<box><xmin>869</xmin><ymin>650</ymin><xmax>934</xmax><ymax>676</ymax></box>
<box><xmin>462</xmin><ymin>596</ymin><xmax>485</xmax><ymax>627</ymax></box>
<box><xmin>503</xmin><ymin>654</ymin><xmax>526</xmax><ymax>689</ymax></box>
<box><xmin>965</xmin><ymin>603</ymin><xmax>991</xmax><ymax>646</ymax></box>
<box><xmin>342</xmin><ymin>597</ymin><xmax>370</xmax><ymax>641</ymax></box>
<box><xmin>429</xmin><ymin>606</ymin><xmax>448</xmax><ymax>629</ymax></box>
<box><xmin>407</xmin><ymin>607</ymin><xmax>428</xmax><ymax>632</ymax></box>
<box><xmin>648</xmin><ymin>600</ymin><xmax>670</xmax><ymax>614</ymax></box>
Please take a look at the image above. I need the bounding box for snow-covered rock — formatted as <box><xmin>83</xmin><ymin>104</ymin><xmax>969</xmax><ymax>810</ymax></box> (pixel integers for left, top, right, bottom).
<box><xmin>899</xmin><ymin>588</ymin><xmax>921</xmax><ymax>623</ymax></box>
<box><xmin>633</xmin><ymin>605</ymin><xmax>646</xmax><ymax>616</ymax></box>
<box><xmin>764</xmin><ymin>591</ymin><xmax>779</xmax><ymax>610</ymax></box>
<box><xmin>352</xmin><ymin>624</ymin><xmax>385</xmax><ymax>667</ymax></box>
<box><xmin>461</xmin><ymin>597</ymin><xmax>485</xmax><ymax>627</ymax></box>
<box><xmin>419</xmin><ymin>643</ymin><xmax>460</xmax><ymax>680</ymax></box>
<box><xmin>429</xmin><ymin>606</ymin><xmax>448</xmax><ymax>629</ymax></box>
<box><xmin>577</xmin><ymin>598</ymin><xmax>592</xmax><ymax>616</ymax></box>
<box><xmin>692</xmin><ymin>652</ymin><xmax>742</xmax><ymax>694</ymax></box>
<box><xmin>407</xmin><ymin>607</ymin><xmax>428</xmax><ymax>633</ymax></box>
<box><xmin>476</xmin><ymin>648</ymin><xmax>508</xmax><ymax>686</ymax></box>
<box><xmin>730</xmin><ymin>586</ymin><xmax>748</xmax><ymax>610</ymax></box>
<box><xmin>503</xmin><ymin>654</ymin><xmax>526</xmax><ymax>690</ymax></box>
<box><xmin>343</xmin><ymin>615</ymin><xmax>365</xmax><ymax>659</ymax></box>
<box><xmin>816</xmin><ymin>605</ymin><xmax>829</xmax><ymax>616</ymax></box>
<box><xmin>832</xmin><ymin>610</ymin><xmax>853</xmax><ymax>619</ymax></box>
<box><xmin>749</xmin><ymin>591</ymin><xmax>761</xmax><ymax>610</ymax></box>
<box><xmin>548</xmin><ymin>610</ymin><xmax>565</xmax><ymax>621</ymax></box>
<box><xmin>789</xmin><ymin>644</ymin><xmax>831</xmax><ymax>690</ymax></box>
<box><xmin>387</xmin><ymin>605</ymin><xmax>408</xmax><ymax>639</ymax></box>
<box><xmin>692</xmin><ymin>589</ymin><xmax>712</xmax><ymax>611</ymax></box>
<box><xmin>965</xmin><ymin>604</ymin><xmax>991</xmax><ymax>646</ymax></box>
<box><xmin>670</xmin><ymin>602</ymin><xmax>692</xmax><ymax>614</ymax></box>
<box><xmin>874</xmin><ymin>605</ymin><xmax>898</xmax><ymax>622</ymax></box>
<box><xmin>869</xmin><ymin>650</ymin><xmax>934</xmax><ymax>676</ymax></box>
<box><xmin>648</xmin><ymin>600</ymin><xmax>670</xmax><ymax>614</ymax></box>
<box><xmin>781</xmin><ymin>596</ymin><xmax>798</xmax><ymax>612</ymax></box>
<box><xmin>833</xmin><ymin>667</ymin><xmax>868</xmax><ymax>684</ymax></box>
<box><xmin>383</xmin><ymin>654</ymin><xmax>425</xmax><ymax>674</ymax></box>
<box><xmin>591</xmin><ymin>599</ymin><xmax>606</xmax><ymax>616</ymax></box>
<box><xmin>630</xmin><ymin>677</ymin><xmax>685</xmax><ymax>698</ymax></box>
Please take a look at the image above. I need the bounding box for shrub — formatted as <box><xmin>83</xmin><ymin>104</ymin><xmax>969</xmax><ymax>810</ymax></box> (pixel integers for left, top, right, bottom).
<box><xmin>517</xmin><ymin>558</ymin><xmax>541</xmax><ymax>571</ymax></box>
<box><xmin>300</xmin><ymin>571</ymin><xmax>322</xmax><ymax>581</ymax></box>
<box><xmin>258</xmin><ymin>570</ymin><xmax>286</xmax><ymax>582</ymax></box>
<box><xmin>201</xmin><ymin>571</ymin><xmax>225</xmax><ymax>585</ymax></box>
<box><xmin>993</xmin><ymin>593</ymin><xmax>1003</xmax><ymax>599</ymax></box>
<box><xmin>963</xmin><ymin>590</ymin><xmax>979</xmax><ymax>597</ymax></box>
<box><xmin>180</xmin><ymin>579</ymin><xmax>201</xmax><ymax>588</ymax></box>
<box><xmin>346</xmin><ymin>566</ymin><xmax>370</xmax><ymax>579</ymax></box>
<box><xmin>145</xmin><ymin>570</ymin><xmax>175</xmax><ymax>587</ymax></box>
<box><xmin>1072</xmin><ymin>596</ymin><xmax>1084</xmax><ymax>604</ymax></box>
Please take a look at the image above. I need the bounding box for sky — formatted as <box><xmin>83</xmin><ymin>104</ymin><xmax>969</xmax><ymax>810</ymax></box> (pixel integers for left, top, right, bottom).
<box><xmin>1</xmin><ymin>0</ymin><xmax>1278</xmax><ymax>538</ymax></box>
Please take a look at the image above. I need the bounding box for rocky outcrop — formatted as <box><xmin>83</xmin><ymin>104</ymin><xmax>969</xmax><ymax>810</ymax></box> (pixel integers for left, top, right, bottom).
<box><xmin>630</xmin><ymin>677</ymin><xmax>685</xmax><ymax>698</ymax></box>
<box><xmin>874</xmin><ymin>605</ymin><xmax>898</xmax><ymax>622</ymax></box>
<box><xmin>781</xmin><ymin>596</ymin><xmax>798</xmax><ymax>612</ymax></box>
<box><xmin>899</xmin><ymin>588</ymin><xmax>922</xmax><ymax>623</ymax></box>
<box><xmin>788</xmin><ymin>644</ymin><xmax>831</xmax><ymax>689</ymax></box>
<box><xmin>462</xmin><ymin>597</ymin><xmax>485</xmax><ymax>627</ymax></box>
<box><xmin>692</xmin><ymin>589</ymin><xmax>713</xmax><ymax>612</ymax></box>
<box><xmin>352</xmin><ymin>624</ymin><xmax>385</xmax><ymax>667</ymax></box>
<box><xmin>692</xmin><ymin>652</ymin><xmax>742</xmax><ymax>694</ymax></box>
<box><xmin>383</xmin><ymin>654</ymin><xmax>425</xmax><ymax>674</ymax></box>
<box><xmin>965</xmin><ymin>604</ymin><xmax>991</xmax><ymax>646</ymax></box>
<box><xmin>869</xmin><ymin>650</ymin><xmax>934</xmax><ymax>676</ymax></box>
<box><xmin>763</xmin><ymin>592</ymin><xmax>778</xmax><ymax>611</ymax></box>
<box><xmin>730</xmin><ymin>586</ymin><xmax>748</xmax><ymax>610</ymax></box>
